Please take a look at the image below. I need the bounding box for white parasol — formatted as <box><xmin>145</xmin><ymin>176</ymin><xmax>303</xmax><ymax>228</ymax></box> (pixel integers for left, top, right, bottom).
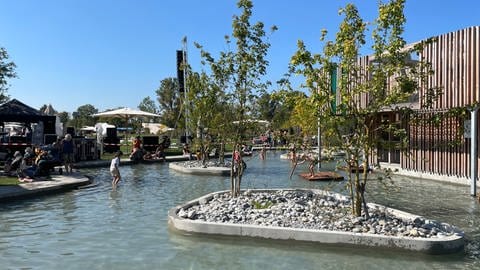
<box><xmin>92</xmin><ymin>108</ymin><xmax>161</xmax><ymax>147</ymax></box>
<box><xmin>92</xmin><ymin>107</ymin><xmax>161</xmax><ymax>120</ymax></box>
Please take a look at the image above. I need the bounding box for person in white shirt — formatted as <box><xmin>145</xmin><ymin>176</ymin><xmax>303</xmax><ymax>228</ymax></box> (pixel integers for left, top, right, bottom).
<box><xmin>110</xmin><ymin>151</ymin><xmax>123</xmax><ymax>186</ymax></box>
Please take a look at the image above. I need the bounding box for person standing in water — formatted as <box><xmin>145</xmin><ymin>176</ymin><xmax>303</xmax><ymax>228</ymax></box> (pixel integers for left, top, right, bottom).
<box><xmin>259</xmin><ymin>144</ymin><xmax>267</xmax><ymax>160</ymax></box>
<box><xmin>110</xmin><ymin>151</ymin><xmax>123</xmax><ymax>186</ymax></box>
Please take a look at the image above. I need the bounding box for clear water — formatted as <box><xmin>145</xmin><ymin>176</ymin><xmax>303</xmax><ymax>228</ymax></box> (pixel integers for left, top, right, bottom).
<box><xmin>0</xmin><ymin>151</ymin><xmax>479</xmax><ymax>270</ymax></box>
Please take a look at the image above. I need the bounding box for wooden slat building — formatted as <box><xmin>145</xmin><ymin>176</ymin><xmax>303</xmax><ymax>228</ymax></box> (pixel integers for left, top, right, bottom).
<box><xmin>361</xmin><ymin>26</ymin><xmax>479</xmax><ymax>180</ymax></box>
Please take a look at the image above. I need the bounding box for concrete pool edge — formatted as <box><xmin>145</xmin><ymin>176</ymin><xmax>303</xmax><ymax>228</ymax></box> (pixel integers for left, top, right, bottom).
<box><xmin>169</xmin><ymin>162</ymin><xmax>231</xmax><ymax>176</ymax></box>
<box><xmin>168</xmin><ymin>189</ymin><xmax>465</xmax><ymax>255</ymax></box>
<box><xmin>0</xmin><ymin>173</ymin><xmax>92</xmax><ymax>202</ymax></box>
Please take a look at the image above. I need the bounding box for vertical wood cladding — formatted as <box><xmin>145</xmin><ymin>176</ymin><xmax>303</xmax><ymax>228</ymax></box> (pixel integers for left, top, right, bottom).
<box><xmin>421</xmin><ymin>26</ymin><xmax>479</xmax><ymax>109</ymax></box>
<box><xmin>413</xmin><ymin>27</ymin><xmax>478</xmax><ymax>178</ymax></box>
<box><xmin>361</xmin><ymin>26</ymin><xmax>479</xmax><ymax>178</ymax></box>
<box><xmin>403</xmin><ymin>110</ymin><xmax>468</xmax><ymax>177</ymax></box>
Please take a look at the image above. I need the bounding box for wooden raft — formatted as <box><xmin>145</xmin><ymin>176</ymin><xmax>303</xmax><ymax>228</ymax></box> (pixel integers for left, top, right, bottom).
<box><xmin>299</xmin><ymin>172</ymin><xmax>344</xmax><ymax>181</ymax></box>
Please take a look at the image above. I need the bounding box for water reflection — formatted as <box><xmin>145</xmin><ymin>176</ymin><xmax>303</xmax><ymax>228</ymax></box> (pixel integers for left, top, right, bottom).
<box><xmin>109</xmin><ymin>188</ymin><xmax>122</xmax><ymax>211</ymax></box>
<box><xmin>0</xmin><ymin>152</ymin><xmax>479</xmax><ymax>269</ymax></box>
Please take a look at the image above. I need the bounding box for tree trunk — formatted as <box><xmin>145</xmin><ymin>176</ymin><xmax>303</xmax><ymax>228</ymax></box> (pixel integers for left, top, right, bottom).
<box><xmin>347</xmin><ymin>158</ymin><xmax>356</xmax><ymax>216</ymax></box>
<box><xmin>360</xmin><ymin>182</ymin><xmax>369</xmax><ymax>219</ymax></box>
<box><xmin>354</xmin><ymin>159</ymin><xmax>362</xmax><ymax>217</ymax></box>
<box><xmin>361</xmin><ymin>159</ymin><xmax>370</xmax><ymax>218</ymax></box>
<box><xmin>220</xmin><ymin>141</ymin><xmax>225</xmax><ymax>164</ymax></box>
<box><xmin>230</xmin><ymin>162</ymin><xmax>235</xmax><ymax>196</ymax></box>
<box><xmin>354</xmin><ymin>180</ymin><xmax>362</xmax><ymax>216</ymax></box>
<box><xmin>237</xmin><ymin>157</ymin><xmax>244</xmax><ymax>196</ymax></box>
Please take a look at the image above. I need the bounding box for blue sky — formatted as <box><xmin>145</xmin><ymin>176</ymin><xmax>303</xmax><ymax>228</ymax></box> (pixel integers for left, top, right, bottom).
<box><xmin>0</xmin><ymin>0</ymin><xmax>479</xmax><ymax>114</ymax></box>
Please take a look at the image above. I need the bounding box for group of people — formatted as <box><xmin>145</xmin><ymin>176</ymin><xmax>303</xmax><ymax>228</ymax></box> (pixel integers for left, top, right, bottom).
<box><xmin>110</xmin><ymin>136</ymin><xmax>171</xmax><ymax>187</ymax></box>
<box><xmin>129</xmin><ymin>136</ymin><xmax>168</xmax><ymax>163</ymax></box>
<box><xmin>182</xmin><ymin>143</ymin><xmax>209</xmax><ymax>161</ymax></box>
<box><xmin>3</xmin><ymin>134</ymin><xmax>76</xmax><ymax>182</ymax></box>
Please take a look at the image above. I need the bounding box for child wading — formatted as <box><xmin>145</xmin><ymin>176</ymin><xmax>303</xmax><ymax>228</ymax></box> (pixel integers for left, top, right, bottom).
<box><xmin>110</xmin><ymin>151</ymin><xmax>123</xmax><ymax>186</ymax></box>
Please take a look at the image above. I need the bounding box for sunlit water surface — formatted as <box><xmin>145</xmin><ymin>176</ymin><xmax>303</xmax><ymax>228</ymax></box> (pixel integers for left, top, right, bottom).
<box><xmin>1</xmin><ymin>151</ymin><xmax>479</xmax><ymax>269</ymax></box>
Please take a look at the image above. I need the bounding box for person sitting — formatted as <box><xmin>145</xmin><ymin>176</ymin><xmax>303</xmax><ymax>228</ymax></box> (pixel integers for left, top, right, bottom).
<box><xmin>34</xmin><ymin>149</ymin><xmax>58</xmax><ymax>176</ymax></box>
<box><xmin>143</xmin><ymin>151</ymin><xmax>155</xmax><ymax>160</ymax></box>
<box><xmin>154</xmin><ymin>144</ymin><xmax>166</xmax><ymax>162</ymax></box>
<box><xmin>18</xmin><ymin>152</ymin><xmax>37</xmax><ymax>182</ymax></box>
<box><xmin>3</xmin><ymin>151</ymin><xmax>23</xmax><ymax>176</ymax></box>
<box><xmin>129</xmin><ymin>136</ymin><xmax>144</xmax><ymax>162</ymax></box>
<box><xmin>159</xmin><ymin>135</ymin><xmax>171</xmax><ymax>149</ymax></box>
<box><xmin>195</xmin><ymin>149</ymin><xmax>202</xmax><ymax>160</ymax></box>
<box><xmin>50</xmin><ymin>139</ymin><xmax>62</xmax><ymax>162</ymax></box>
<box><xmin>24</xmin><ymin>147</ymin><xmax>35</xmax><ymax>159</ymax></box>
<box><xmin>133</xmin><ymin>136</ymin><xmax>142</xmax><ymax>150</ymax></box>
<box><xmin>241</xmin><ymin>144</ymin><xmax>252</xmax><ymax>156</ymax></box>
<box><xmin>130</xmin><ymin>147</ymin><xmax>145</xmax><ymax>163</ymax></box>
<box><xmin>183</xmin><ymin>144</ymin><xmax>193</xmax><ymax>160</ymax></box>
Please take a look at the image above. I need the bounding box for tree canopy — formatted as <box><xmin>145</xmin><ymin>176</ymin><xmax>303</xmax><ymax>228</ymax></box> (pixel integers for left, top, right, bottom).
<box><xmin>193</xmin><ymin>0</ymin><xmax>276</xmax><ymax>196</ymax></box>
<box><xmin>290</xmin><ymin>0</ymin><xmax>431</xmax><ymax>216</ymax></box>
<box><xmin>155</xmin><ymin>77</ymin><xmax>182</xmax><ymax>128</ymax></box>
<box><xmin>71</xmin><ymin>104</ymin><xmax>98</xmax><ymax>129</ymax></box>
<box><xmin>0</xmin><ymin>47</ymin><xmax>17</xmax><ymax>103</ymax></box>
<box><xmin>138</xmin><ymin>96</ymin><xmax>159</xmax><ymax>115</ymax></box>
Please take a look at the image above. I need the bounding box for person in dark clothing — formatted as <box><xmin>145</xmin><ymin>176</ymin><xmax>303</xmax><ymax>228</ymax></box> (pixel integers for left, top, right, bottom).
<box><xmin>4</xmin><ymin>151</ymin><xmax>22</xmax><ymax>176</ymax></box>
<box><xmin>61</xmin><ymin>134</ymin><xmax>76</xmax><ymax>174</ymax></box>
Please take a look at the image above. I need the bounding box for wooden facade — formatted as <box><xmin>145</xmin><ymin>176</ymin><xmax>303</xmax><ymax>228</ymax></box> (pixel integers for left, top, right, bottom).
<box><xmin>422</xmin><ymin>26</ymin><xmax>479</xmax><ymax>109</ymax></box>
<box><xmin>401</xmin><ymin>109</ymin><xmax>469</xmax><ymax>177</ymax></box>
<box><xmin>377</xmin><ymin>26</ymin><xmax>479</xmax><ymax>179</ymax></box>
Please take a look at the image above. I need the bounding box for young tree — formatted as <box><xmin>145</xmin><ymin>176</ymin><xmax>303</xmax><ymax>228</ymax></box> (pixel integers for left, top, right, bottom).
<box><xmin>155</xmin><ymin>78</ymin><xmax>182</xmax><ymax>128</ymax></box>
<box><xmin>253</xmin><ymin>91</ymin><xmax>284</xmax><ymax>127</ymax></box>
<box><xmin>57</xmin><ymin>111</ymin><xmax>70</xmax><ymax>132</ymax></box>
<box><xmin>270</xmin><ymin>89</ymin><xmax>308</xmax><ymax>128</ymax></box>
<box><xmin>194</xmin><ymin>0</ymin><xmax>276</xmax><ymax>196</ymax></box>
<box><xmin>138</xmin><ymin>96</ymin><xmax>159</xmax><ymax>114</ymax></box>
<box><xmin>0</xmin><ymin>47</ymin><xmax>17</xmax><ymax>103</ymax></box>
<box><xmin>187</xmin><ymin>70</ymin><xmax>228</xmax><ymax>164</ymax></box>
<box><xmin>291</xmin><ymin>0</ymin><xmax>429</xmax><ymax>217</ymax></box>
<box><xmin>71</xmin><ymin>104</ymin><xmax>98</xmax><ymax>129</ymax></box>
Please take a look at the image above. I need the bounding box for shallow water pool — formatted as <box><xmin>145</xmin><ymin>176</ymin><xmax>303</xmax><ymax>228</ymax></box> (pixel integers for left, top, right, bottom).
<box><xmin>0</xmin><ymin>151</ymin><xmax>479</xmax><ymax>269</ymax></box>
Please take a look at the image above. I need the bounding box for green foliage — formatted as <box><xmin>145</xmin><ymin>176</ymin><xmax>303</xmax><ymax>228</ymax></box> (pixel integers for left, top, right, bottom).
<box><xmin>71</xmin><ymin>104</ymin><xmax>98</xmax><ymax>129</ymax></box>
<box><xmin>194</xmin><ymin>0</ymin><xmax>276</xmax><ymax>197</ymax></box>
<box><xmin>253</xmin><ymin>91</ymin><xmax>277</xmax><ymax>122</ymax></box>
<box><xmin>57</xmin><ymin>111</ymin><xmax>70</xmax><ymax>124</ymax></box>
<box><xmin>155</xmin><ymin>77</ymin><xmax>182</xmax><ymax>128</ymax></box>
<box><xmin>0</xmin><ymin>47</ymin><xmax>17</xmax><ymax>103</ymax></box>
<box><xmin>288</xmin><ymin>97</ymin><xmax>317</xmax><ymax>136</ymax></box>
<box><xmin>289</xmin><ymin>0</ymin><xmax>434</xmax><ymax>217</ymax></box>
<box><xmin>138</xmin><ymin>96</ymin><xmax>159</xmax><ymax>115</ymax></box>
<box><xmin>251</xmin><ymin>199</ymin><xmax>274</xmax><ymax>209</ymax></box>
<box><xmin>186</xmin><ymin>70</ymin><xmax>229</xmax><ymax>160</ymax></box>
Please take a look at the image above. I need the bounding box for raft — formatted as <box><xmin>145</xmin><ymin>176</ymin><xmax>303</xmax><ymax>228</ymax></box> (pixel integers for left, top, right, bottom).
<box><xmin>299</xmin><ymin>172</ymin><xmax>344</xmax><ymax>181</ymax></box>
